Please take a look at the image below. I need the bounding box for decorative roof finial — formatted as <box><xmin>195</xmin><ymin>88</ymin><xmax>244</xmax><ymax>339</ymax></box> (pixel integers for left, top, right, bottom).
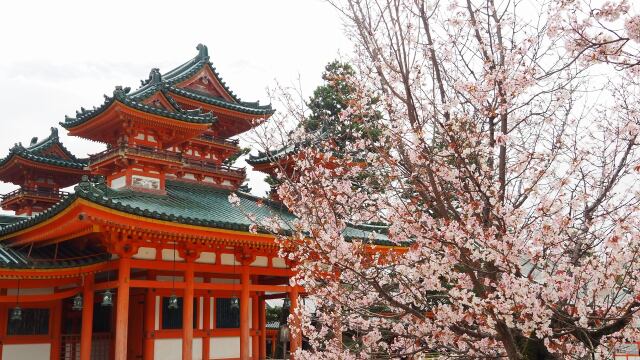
<box><xmin>29</xmin><ymin>137</ymin><xmax>38</xmax><ymax>146</ymax></box>
<box><xmin>196</xmin><ymin>44</ymin><xmax>209</xmax><ymax>61</ymax></box>
<box><xmin>149</xmin><ymin>68</ymin><xmax>162</xmax><ymax>84</ymax></box>
<box><xmin>113</xmin><ymin>86</ymin><xmax>131</xmax><ymax>98</ymax></box>
<box><xmin>50</xmin><ymin>127</ymin><xmax>59</xmax><ymax>138</ymax></box>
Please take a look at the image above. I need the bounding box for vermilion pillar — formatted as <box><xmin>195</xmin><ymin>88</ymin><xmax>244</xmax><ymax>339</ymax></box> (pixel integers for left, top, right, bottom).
<box><xmin>182</xmin><ymin>261</ymin><xmax>195</xmax><ymax>360</ymax></box>
<box><xmin>258</xmin><ymin>295</ymin><xmax>266</xmax><ymax>360</ymax></box>
<box><xmin>252</xmin><ymin>294</ymin><xmax>259</xmax><ymax>360</ymax></box>
<box><xmin>115</xmin><ymin>256</ymin><xmax>132</xmax><ymax>360</ymax></box>
<box><xmin>240</xmin><ymin>266</ymin><xmax>250</xmax><ymax>360</ymax></box>
<box><xmin>143</xmin><ymin>273</ymin><xmax>156</xmax><ymax>360</ymax></box>
<box><xmin>50</xmin><ymin>299</ymin><xmax>62</xmax><ymax>360</ymax></box>
<box><xmin>202</xmin><ymin>293</ymin><xmax>210</xmax><ymax>360</ymax></box>
<box><xmin>80</xmin><ymin>274</ymin><xmax>95</xmax><ymax>360</ymax></box>
<box><xmin>289</xmin><ymin>287</ymin><xmax>300</xmax><ymax>359</ymax></box>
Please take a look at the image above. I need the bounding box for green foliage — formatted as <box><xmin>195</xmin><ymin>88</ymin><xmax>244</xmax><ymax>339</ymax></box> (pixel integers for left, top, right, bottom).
<box><xmin>302</xmin><ymin>60</ymin><xmax>382</xmax><ymax>152</ymax></box>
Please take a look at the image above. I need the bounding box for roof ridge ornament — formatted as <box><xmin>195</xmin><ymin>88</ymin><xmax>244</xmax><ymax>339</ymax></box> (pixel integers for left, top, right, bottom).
<box><xmin>148</xmin><ymin>68</ymin><xmax>162</xmax><ymax>85</ymax></box>
<box><xmin>196</xmin><ymin>43</ymin><xmax>209</xmax><ymax>61</ymax></box>
<box><xmin>29</xmin><ymin>137</ymin><xmax>38</xmax><ymax>146</ymax></box>
<box><xmin>113</xmin><ymin>86</ymin><xmax>131</xmax><ymax>99</ymax></box>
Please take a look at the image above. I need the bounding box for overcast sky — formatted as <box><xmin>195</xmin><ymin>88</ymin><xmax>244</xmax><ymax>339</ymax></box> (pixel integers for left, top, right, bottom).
<box><xmin>0</xmin><ymin>0</ymin><xmax>350</xmax><ymax>199</ymax></box>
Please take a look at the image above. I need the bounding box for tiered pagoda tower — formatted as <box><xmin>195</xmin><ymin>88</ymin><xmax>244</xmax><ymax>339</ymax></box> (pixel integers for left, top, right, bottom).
<box><xmin>0</xmin><ymin>127</ymin><xmax>88</xmax><ymax>215</ymax></box>
<box><xmin>61</xmin><ymin>44</ymin><xmax>274</xmax><ymax>193</ymax></box>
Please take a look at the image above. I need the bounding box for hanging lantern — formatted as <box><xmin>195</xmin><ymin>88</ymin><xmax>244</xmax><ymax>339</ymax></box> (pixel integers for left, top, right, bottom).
<box><xmin>168</xmin><ymin>293</ymin><xmax>179</xmax><ymax>310</ymax></box>
<box><xmin>72</xmin><ymin>293</ymin><xmax>83</xmax><ymax>311</ymax></box>
<box><xmin>283</xmin><ymin>296</ymin><xmax>291</xmax><ymax>308</ymax></box>
<box><xmin>230</xmin><ymin>296</ymin><xmax>239</xmax><ymax>310</ymax></box>
<box><xmin>10</xmin><ymin>306</ymin><xmax>22</xmax><ymax>321</ymax></box>
<box><xmin>101</xmin><ymin>289</ymin><xmax>113</xmax><ymax>307</ymax></box>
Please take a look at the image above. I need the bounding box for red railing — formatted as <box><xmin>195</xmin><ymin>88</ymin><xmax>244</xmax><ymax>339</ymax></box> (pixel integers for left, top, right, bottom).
<box><xmin>90</xmin><ymin>144</ymin><xmax>246</xmax><ymax>178</ymax></box>
<box><xmin>89</xmin><ymin>144</ymin><xmax>182</xmax><ymax>166</ymax></box>
<box><xmin>196</xmin><ymin>134</ymin><xmax>240</xmax><ymax>148</ymax></box>
<box><xmin>60</xmin><ymin>333</ymin><xmax>111</xmax><ymax>360</ymax></box>
<box><xmin>1</xmin><ymin>188</ymin><xmax>70</xmax><ymax>203</ymax></box>
<box><xmin>183</xmin><ymin>158</ymin><xmax>245</xmax><ymax>177</ymax></box>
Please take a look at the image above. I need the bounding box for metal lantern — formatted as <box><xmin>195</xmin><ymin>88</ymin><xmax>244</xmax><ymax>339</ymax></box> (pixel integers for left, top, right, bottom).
<box><xmin>72</xmin><ymin>293</ymin><xmax>83</xmax><ymax>311</ymax></box>
<box><xmin>10</xmin><ymin>306</ymin><xmax>22</xmax><ymax>321</ymax></box>
<box><xmin>101</xmin><ymin>289</ymin><xmax>113</xmax><ymax>307</ymax></box>
<box><xmin>283</xmin><ymin>296</ymin><xmax>291</xmax><ymax>308</ymax></box>
<box><xmin>230</xmin><ymin>296</ymin><xmax>240</xmax><ymax>310</ymax></box>
<box><xmin>168</xmin><ymin>293</ymin><xmax>179</xmax><ymax>310</ymax></box>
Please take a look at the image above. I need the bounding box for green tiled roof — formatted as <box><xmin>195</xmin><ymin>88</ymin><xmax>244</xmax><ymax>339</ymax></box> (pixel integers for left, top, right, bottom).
<box><xmin>167</xmin><ymin>86</ymin><xmax>275</xmax><ymax>116</ymax></box>
<box><xmin>246</xmin><ymin>145</ymin><xmax>296</xmax><ymax>165</ymax></box>
<box><xmin>0</xmin><ymin>178</ymin><xmax>393</xmax><ymax>245</ymax></box>
<box><xmin>0</xmin><ymin>241</ymin><xmax>108</xmax><ymax>269</ymax></box>
<box><xmin>132</xmin><ymin>44</ymin><xmax>274</xmax><ymax>115</ymax></box>
<box><xmin>61</xmin><ymin>86</ymin><xmax>216</xmax><ymax>130</ymax></box>
<box><xmin>0</xmin><ymin>128</ymin><xmax>88</xmax><ymax>169</ymax></box>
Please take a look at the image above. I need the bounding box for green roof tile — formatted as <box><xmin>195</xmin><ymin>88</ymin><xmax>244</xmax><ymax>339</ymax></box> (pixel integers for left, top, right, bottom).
<box><xmin>0</xmin><ymin>128</ymin><xmax>88</xmax><ymax>169</ymax></box>
<box><xmin>61</xmin><ymin>86</ymin><xmax>216</xmax><ymax>130</ymax></box>
<box><xmin>0</xmin><ymin>178</ymin><xmax>394</xmax><ymax>245</ymax></box>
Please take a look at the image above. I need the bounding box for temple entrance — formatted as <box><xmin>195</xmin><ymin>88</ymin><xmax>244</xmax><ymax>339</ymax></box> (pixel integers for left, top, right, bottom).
<box><xmin>127</xmin><ymin>292</ymin><xmax>145</xmax><ymax>360</ymax></box>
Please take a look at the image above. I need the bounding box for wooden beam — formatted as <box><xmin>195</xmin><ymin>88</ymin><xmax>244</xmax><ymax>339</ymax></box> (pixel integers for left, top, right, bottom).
<box><xmin>80</xmin><ymin>274</ymin><xmax>95</xmax><ymax>360</ymax></box>
<box><xmin>114</xmin><ymin>256</ymin><xmax>131</xmax><ymax>360</ymax></box>
<box><xmin>182</xmin><ymin>261</ymin><xmax>194</xmax><ymax>360</ymax></box>
<box><xmin>240</xmin><ymin>266</ymin><xmax>250</xmax><ymax>360</ymax></box>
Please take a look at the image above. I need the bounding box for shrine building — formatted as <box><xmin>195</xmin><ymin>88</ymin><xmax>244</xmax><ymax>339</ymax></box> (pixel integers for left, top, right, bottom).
<box><xmin>0</xmin><ymin>44</ymin><xmax>362</xmax><ymax>360</ymax></box>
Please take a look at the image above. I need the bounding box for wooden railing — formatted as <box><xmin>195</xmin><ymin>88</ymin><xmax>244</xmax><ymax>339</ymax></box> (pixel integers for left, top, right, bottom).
<box><xmin>60</xmin><ymin>333</ymin><xmax>111</xmax><ymax>360</ymax></box>
<box><xmin>183</xmin><ymin>158</ymin><xmax>245</xmax><ymax>177</ymax></box>
<box><xmin>89</xmin><ymin>144</ymin><xmax>245</xmax><ymax>177</ymax></box>
<box><xmin>89</xmin><ymin>144</ymin><xmax>182</xmax><ymax>165</ymax></box>
<box><xmin>1</xmin><ymin>188</ymin><xmax>70</xmax><ymax>203</ymax></box>
<box><xmin>197</xmin><ymin>134</ymin><xmax>239</xmax><ymax>147</ymax></box>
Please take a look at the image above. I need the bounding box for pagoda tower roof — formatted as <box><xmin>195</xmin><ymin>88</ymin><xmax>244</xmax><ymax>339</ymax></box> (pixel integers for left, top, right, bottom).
<box><xmin>60</xmin><ymin>86</ymin><xmax>216</xmax><ymax>141</ymax></box>
<box><xmin>130</xmin><ymin>44</ymin><xmax>275</xmax><ymax>117</ymax></box>
<box><xmin>0</xmin><ymin>127</ymin><xmax>88</xmax><ymax>187</ymax></box>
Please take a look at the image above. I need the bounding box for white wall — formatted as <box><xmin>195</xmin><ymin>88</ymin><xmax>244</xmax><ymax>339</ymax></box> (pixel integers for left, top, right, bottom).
<box><xmin>155</xmin><ymin>339</ymin><xmax>182</xmax><ymax>360</ymax></box>
<box><xmin>211</xmin><ymin>336</ymin><xmax>252</xmax><ymax>359</ymax></box>
<box><xmin>2</xmin><ymin>343</ymin><xmax>50</xmax><ymax>360</ymax></box>
<box><xmin>153</xmin><ymin>338</ymin><xmax>203</xmax><ymax>360</ymax></box>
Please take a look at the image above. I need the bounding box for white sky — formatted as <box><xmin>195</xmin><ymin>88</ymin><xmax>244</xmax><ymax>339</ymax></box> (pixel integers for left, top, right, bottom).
<box><xmin>0</xmin><ymin>0</ymin><xmax>350</xmax><ymax>199</ymax></box>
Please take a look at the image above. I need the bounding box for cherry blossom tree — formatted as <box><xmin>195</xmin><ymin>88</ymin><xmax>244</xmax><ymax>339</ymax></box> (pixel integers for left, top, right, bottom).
<box><xmin>250</xmin><ymin>0</ymin><xmax>640</xmax><ymax>358</ymax></box>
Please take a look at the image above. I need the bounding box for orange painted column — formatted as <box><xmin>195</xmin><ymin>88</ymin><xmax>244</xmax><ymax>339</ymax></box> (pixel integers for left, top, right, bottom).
<box><xmin>50</xmin><ymin>299</ymin><xmax>62</xmax><ymax>360</ymax></box>
<box><xmin>182</xmin><ymin>260</ymin><xmax>195</xmax><ymax>360</ymax></box>
<box><xmin>239</xmin><ymin>265</ymin><xmax>250</xmax><ymax>360</ymax></box>
<box><xmin>80</xmin><ymin>274</ymin><xmax>95</xmax><ymax>360</ymax></box>
<box><xmin>143</xmin><ymin>273</ymin><xmax>156</xmax><ymax>360</ymax></box>
<box><xmin>202</xmin><ymin>293</ymin><xmax>210</xmax><ymax>360</ymax></box>
<box><xmin>251</xmin><ymin>294</ymin><xmax>259</xmax><ymax>360</ymax></box>
<box><xmin>258</xmin><ymin>295</ymin><xmax>266</xmax><ymax>360</ymax></box>
<box><xmin>115</xmin><ymin>256</ymin><xmax>132</xmax><ymax>360</ymax></box>
<box><xmin>0</xmin><ymin>288</ymin><xmax>7</xmax><ymax>360</ymax></box>
<box><xmin>289</xmin><ymin>287</ymin><xmax>300</xmax><ymax>359</ymax></box>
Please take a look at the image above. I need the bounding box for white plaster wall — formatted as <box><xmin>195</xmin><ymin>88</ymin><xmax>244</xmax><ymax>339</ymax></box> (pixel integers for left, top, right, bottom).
<box><xmin>2</xmin><ymin>343</ymin><xmax>50</xmax><ymax>359</ymax></box>
<box><xmin>153</xmin><ymin>338</ymin><xmax>202</xmax><ymax>360</ymax></box>
<box><xmin>272</xmin><ymin>257</ymin><xmax>288</xmax><ymax>268</ymax></box>
<box><xmin>8</xmin><ymin>287</ymin><xmax>52</xmax><ymax>295</ymax></box>
<box><xmin>211</xmin><ymin>336</ymin><xmax>252</xmax><ymax>359</ymax></box>
<box><xmin>251</xmin><ymin>256</ymin><xmax>268</xmax><ymax>267</ymax></box>
<box><xmin>161</xmin><ymin>249</ymin><xmax>184</xmax><ymax>261</ymax></box>
<box><xmin>155</xmin><ymin>339</ymin><xmax>182</xmax><ymax>360</ymax></box>
<box><xmin>210</xmin><ymin>278</ymin><xmax>239</xmax><ymax>284</ymax></box>
<box><xmin>220</xmin><ymin>253</ymin><xmax>239</xmax><ymax>266</ymax></box>
<box><xmin>193</xmin><ymin>338</ymin><xmax>203</xmax><ymax>360</ymax></box>
<box><xmin>133</xmin><ymin>247</ymin><xmax>156</xmax><ymax>260</ymax></box>
<box><xmin>110</xmin><ymin>175</ymin><xmax>126</xmax><ymax>189</ymax></box>
<box><xmin>196</xmin><ymin>252</ymin><xmax>216</xmax><ymax>264</ymax></box>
